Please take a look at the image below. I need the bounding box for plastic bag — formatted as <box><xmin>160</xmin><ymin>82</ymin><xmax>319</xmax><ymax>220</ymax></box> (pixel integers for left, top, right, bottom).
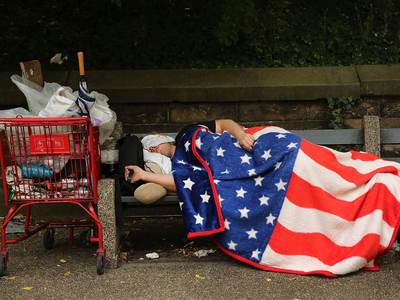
<box><xmin>41</xmin><ymin>155</ymin><xmax>70</xmax><ymax>174</ymax></box>
<box><xmin>89</xmin><ymin>92</ymin><xmax>117</xmax><ymax>144</ymax></box>
<box><xmin>38</xmin><ymin>89</ymin><xmax>116</xmax><ymax>144</ymax></box>
<box><xmin>22</xmin><ymin>162</ymin><xmax>53</xmax><ymax>181</ymax></box>
<box><xmin>38</xmin><ymin>87</ymin><xmax>81</xmax><ymax>118</ymax></box>
<box><xmin>11</xmin><ymin>75</ymin><xmax>72</xmax><ymax>115</ymax></box>
<box><xmin>10</xmin><ymin>74</ymin><xmax>117</xmax><ymax>145</ymax></box>
<box><xmin>0</xmin><ymin>107</ymin><xmax>35</xmax><ymax>118</ymax></box>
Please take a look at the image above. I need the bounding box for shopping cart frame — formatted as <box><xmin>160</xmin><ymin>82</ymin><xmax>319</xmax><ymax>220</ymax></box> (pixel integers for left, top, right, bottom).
<box><xmin>0</xmin><ymin>117</ymin><xmax>105</xmax><ymax>275</ymax></box>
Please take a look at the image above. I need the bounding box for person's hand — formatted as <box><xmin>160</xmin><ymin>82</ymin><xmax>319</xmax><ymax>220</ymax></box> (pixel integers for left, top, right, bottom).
<box><xmin>237</xmin><ymin>132</ymin><xmax>255</xmax><ymax>151</ymax></box>
<box><xmin>124</xmin><ymin>165</ymin><xmax>143</xmax><ymax>183</ymax></box>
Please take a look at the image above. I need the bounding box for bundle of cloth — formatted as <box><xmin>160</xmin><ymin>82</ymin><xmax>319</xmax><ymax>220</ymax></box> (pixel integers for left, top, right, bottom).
<box><xmin>172</xmin><ymin>125</ymin><xmax>400</xmax><ymax>277</ymax></box>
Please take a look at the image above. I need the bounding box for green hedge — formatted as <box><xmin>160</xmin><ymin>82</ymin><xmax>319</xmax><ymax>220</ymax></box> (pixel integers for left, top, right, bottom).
<box><xmin>2</xmin><ymin>0</ymin><xmax>400</xmax><ymax>71</ymax></box>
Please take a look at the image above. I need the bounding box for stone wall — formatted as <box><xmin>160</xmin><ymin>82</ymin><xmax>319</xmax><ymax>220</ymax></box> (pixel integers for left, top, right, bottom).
<box><xmin>1</xmin><ymin>65</ymin><xmax>400</xmax><ymax>134</ymax></box>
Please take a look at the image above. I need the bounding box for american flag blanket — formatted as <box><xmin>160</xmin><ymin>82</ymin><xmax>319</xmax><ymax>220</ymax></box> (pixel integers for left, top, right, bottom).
<box><xmin>172</xmin><ymin>125</ymin><xmax>400</xmax><ymax>277</ymax></box>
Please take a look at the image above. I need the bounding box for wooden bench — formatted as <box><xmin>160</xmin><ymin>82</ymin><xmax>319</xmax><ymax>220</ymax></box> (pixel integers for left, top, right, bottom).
<box><xmin>96</xmin><ymin>115</ymin><xmax>400</xmax><ymax>268</ymax></box>
<box><xmin>120</xmin><ymin>115</ymin><xmax>400</xmax><ymax>207</ymax></box>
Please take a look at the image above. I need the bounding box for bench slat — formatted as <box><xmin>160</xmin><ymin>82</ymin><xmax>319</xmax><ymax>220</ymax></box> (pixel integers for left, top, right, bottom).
<box><xmin>291</xmin><ymin>129</ymin><xmax>364</xmax><ymax>145</ymax></box>
<box><xmin>380</xmin><ymin>128</ymin><xmax>400</xmax><ymax>144</ymax></box>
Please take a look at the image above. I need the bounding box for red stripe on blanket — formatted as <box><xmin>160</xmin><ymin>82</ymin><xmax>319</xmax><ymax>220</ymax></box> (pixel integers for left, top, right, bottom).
<box><xmin>300</xmin><ymin>140</ymin><xmax>399</xmax><ymax>184</ymax></box>
<box><xmin>209</xmin><ymin>236</ymin><xmax>340</xmax><ymax>278</ymax></box>
<box><xmin>269</xmin><ymin>222</ymin><xmax>382</xmax><ymax>266</ymax></box>
<box><xmin>287</xmin><ymin>172</ymin><xmax>400</xmax><ymax>226</ymax></box>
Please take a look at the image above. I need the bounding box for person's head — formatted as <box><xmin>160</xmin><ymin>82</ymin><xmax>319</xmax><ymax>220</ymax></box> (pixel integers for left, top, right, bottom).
<box><xmin>141</xmin><ymin>134</ymin><xmax>176</xmax><ymax>159</ymax></box>
<box><xmin>149</xmin><ymin>142</ymin><xmax>176</xmax><ymax>159</ymax></box>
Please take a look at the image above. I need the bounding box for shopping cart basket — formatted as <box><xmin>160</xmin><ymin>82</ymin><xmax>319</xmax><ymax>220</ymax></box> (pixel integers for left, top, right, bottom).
<box><xmin>0</xmin><ymin>117</ymin><xmax>105</xmax><ymax>275</ymax></box>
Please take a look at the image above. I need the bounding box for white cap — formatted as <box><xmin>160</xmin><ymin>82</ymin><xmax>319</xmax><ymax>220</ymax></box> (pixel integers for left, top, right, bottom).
<box><xmin>141</xmin><ymin>134</ymin><xmax>175</xmax><ymax>150</ymax></box>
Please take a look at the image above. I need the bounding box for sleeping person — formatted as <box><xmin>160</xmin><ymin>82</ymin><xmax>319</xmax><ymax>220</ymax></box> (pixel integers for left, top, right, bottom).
<box><xmin>133</xmin><ymin>134</ymin><xmax>175</xmax><ymax>204</ymax></box>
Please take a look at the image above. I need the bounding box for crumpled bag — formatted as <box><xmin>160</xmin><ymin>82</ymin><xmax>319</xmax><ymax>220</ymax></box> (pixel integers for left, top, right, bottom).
<box><xmin>0</xmin><ymin>107</ymin><xmax>35</xmax><ymax>119</ymax></box>
<box><xmin>9</xmin><ymin>74</ymin><xmax>117</xmax><ymax>176</ymax></box>
<box><xmin>85</xmin><ymin>91</ymin><xmax>117</xmax><ymax>144</ymax></box>
<box><xmin>11</xmin><ymin>74</ymin><xmax>72</xmax><ymax>116</ymax></box>
<box><xmin>11</xmin><ymin>74</ymin><xmax>117</xmax><ymax>145</ymax></box>
<box><xmin>38</xmin><ymin>86</ymin><xmax>81</xmax><ymax>118</ymax></box>
<box><xmin>6</xmin><ymin>166</ymin><xmax>22</xmax><ymax>185</ymax></box>
<box><xmin>145</xmin><ymin>252</ymin><xmax>160</xmax><ymax>259</ymax></box>
<box><xmin>38</xmin><ymin>88</ymin><xmax>116</xmax><ymax>144</ymax></box>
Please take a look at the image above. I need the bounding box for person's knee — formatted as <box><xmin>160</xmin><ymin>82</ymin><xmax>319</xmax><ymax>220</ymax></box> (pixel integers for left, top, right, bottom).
<box><xmin>134</xmin><ymin>183</ymin><xmax>167</xmax><ymax>204</ymax></box>
<box><xmin>144</xmin><ymin>162</ymin><xmax>162</xmax><ymax>174</ymax></box>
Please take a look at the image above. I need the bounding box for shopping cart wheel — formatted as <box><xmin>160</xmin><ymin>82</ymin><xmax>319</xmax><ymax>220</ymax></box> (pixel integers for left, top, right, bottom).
<box><xmin>43</xmin><ymin>228</ymin><xmax>55</xmax><ymax>249</ymax></box>
<box><xmin>80</xmin><ymin>228</ymin><xmax>96</xmax><ymax>248</ymax></box>
<box><xmin>96</xmin><ymin>253</ymin><xmax>104</xmax><ymax>275</ymax></box>
<box><xmin>0</xmin><ymin>255</ymin><xmax>6</xmax><ymax>276</ymax></box>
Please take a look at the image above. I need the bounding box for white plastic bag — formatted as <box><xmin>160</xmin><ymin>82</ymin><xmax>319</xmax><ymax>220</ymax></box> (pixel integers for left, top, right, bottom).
<box><xmin>0</xmin><ymin>107</ymin><xmax>35</xmax><ymax>118</ymax></box>
<box><xmin>11</xmin><ymin>74</ymin><xmax>116</xmax><ymax>145</ymax></box>
<box><xmin>0</xmin><ymin>107</ymin><xmax>36</xmax><ymax>132</ymax></box>
<box><xmin>10</xmin><ymin>75</ymin><xmax>72</xmax><ymax>115</ymax></box>
<box><xmin>39</xmin><ymin>89</ymin><xmax>116</xmax><ymax>144</ymax></box>
<box><xmin>38</xmin><ymin>87</ymin><xmax>81</xmax><ymax>118</ymax></box>
<box><xmin>89</xmin><ymin>92</ymin><xmax>117</xmax><ymax>144</ymax></box>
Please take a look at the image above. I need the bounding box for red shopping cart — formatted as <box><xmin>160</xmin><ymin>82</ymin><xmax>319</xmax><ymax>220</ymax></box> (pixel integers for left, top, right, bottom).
<box><xmin>0</xmin><ymin>117</ymin><xmax>105</xmax><ymax>275</ymax></box>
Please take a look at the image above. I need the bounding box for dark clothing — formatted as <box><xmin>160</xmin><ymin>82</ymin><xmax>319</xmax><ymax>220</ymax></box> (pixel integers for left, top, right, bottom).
<box><xmin>175</xmin><ymin>120</ymin><xmax>216</xmax><ymax>144</ymax></box>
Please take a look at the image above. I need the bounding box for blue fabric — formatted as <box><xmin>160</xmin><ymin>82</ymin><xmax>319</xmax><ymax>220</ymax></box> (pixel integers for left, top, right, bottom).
<box><xmin>172</xmin><ymin>125</ymin><xmax>301</xmax><ymax>263</ymax></box>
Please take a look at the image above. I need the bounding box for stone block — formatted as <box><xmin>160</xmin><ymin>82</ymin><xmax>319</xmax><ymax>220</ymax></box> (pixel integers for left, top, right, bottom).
<box><xmin>304</xmin><ymin>99</ymin><xmax>330</xmax><ymax>120</ymax></box>
<box><xmin>357</xmin><ymin>65</ymin><xmax>400</xmax><ymax>96</ymax></box>
<box><xmin>239</xmin><ymin>101</ymin><xmax>309</xmax><ymax>122</ymax></box>
<box><xmin>343</xmin><ymin>119</ymin><xmax>362</xmax><ymax>129</ymax></box>
<box><xmin>380</xmin><ymin>117</ymin><xmax>400</xmax><ymax>128</ymax></box>
<box><xmin>380</xmin><ymin>97</ymin><xmax>400</xmax><ymax>118</ymax></box>
<box><xmin>362</xmin><ymin>115</ymin><xmax>380</xmax><ymax>157</ymax></box>
<box><xmin>239</xmin><ymin>120</ymin><xmax>330</xmax><ymax>131</ymax></box>
<box><xmin>169</xmin><ymin>102</ymin><xmax>236</xmax><ymax>123</ymax></box>
<box><xmin>97</xmin><ymin>178</ymin><xmax>119</xmax><ymax>269</ymax></box>
<box><xmin>356</xmin><ymin>98</ymin><xmax>380</xmax><ymax>116</ymax></box>
<box><xmin>277</xmin><ymin>120</ymin><xmax>330</xmax><ymax>130</ymax></box>
<box><xmin>111</xmin><ymin>103</ymin><xmax>168</xmax><ymax>125</ymax></box>
<box><xmin>66</xmin><ymin>67</ymin><xmax>360</xmax><ymax>103</ymax></box>
<box><xmin>123</xmin><ymin>124</ymin><xmax>184</xmax><ymax>134</ymax></box>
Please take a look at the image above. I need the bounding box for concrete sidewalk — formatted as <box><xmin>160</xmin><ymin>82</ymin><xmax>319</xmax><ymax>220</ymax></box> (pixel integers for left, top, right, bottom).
<box><xmin>1</xmin><ymin>217</ymin><xmax>400</xmax><ymax>300</ymax></box>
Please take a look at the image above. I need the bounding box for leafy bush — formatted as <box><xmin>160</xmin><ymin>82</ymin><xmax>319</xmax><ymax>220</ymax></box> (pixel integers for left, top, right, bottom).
<box><xmin>1</xmin><ymin>0</ymin><xmax>400</xmax><ymax>71</ymax></box>
<box><xmin>327</xmin><ymin>96</ymin><xmax>362</xmax><ymax>129</ymax></box>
